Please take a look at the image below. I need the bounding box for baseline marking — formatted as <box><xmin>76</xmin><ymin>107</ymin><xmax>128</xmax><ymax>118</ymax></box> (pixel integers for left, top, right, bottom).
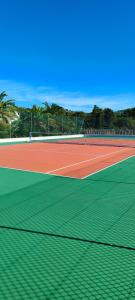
<box><xmin>0</xmin><ymin>148</ymin><xmax>134</xmax><ymax>180</ymax></box>
<box><xmin>0</xmin><ymin>165</ymin><xmax>78</xmax><ymax>179</ymax></box>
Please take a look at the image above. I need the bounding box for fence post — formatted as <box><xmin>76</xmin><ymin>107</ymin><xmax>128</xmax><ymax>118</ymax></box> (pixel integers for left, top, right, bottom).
<box><xmin>9</xmin><ymin>122</ymin><xmax>12</xmax><ymax>138</ymax></box>
<box><xmin>30</xmin><ymin>112</ymin><xmax>33</xmax><ymax>133</ymax></box>
<box><xmin>62</xmin><ymin>115</ymin><xmax>64</xmax><ymax>133</ymax></box>
<box><xmin>76</xmin><ymin>115</ymin><xmax>78</xmax><ymax>133</ymax></box>
<box><xmin>48</xmin><ymin>114</ymin><xmax>49</xmax><ymax>134</ymax></box>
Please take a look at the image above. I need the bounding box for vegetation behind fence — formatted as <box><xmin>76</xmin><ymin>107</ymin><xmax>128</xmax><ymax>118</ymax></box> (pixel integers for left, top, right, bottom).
<box><xmin>1</xmin><ymin>91</ymin><xmax>135</xmax><ymax>138</ymax></box>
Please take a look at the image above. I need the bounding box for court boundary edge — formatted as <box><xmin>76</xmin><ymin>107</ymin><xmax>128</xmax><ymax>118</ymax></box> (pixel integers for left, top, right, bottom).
<box><xmin>0</xmin><ymin>153</ymin><xmax>134</xmax><ymax>180</ymax></box>
<box><xmin>82</xmin><ymin>154</ymin><xmax>135</xmax><ymax>179</ymax></box>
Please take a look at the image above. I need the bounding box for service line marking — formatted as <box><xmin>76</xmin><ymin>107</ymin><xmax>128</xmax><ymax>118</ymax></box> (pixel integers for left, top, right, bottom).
<box><xmin>46</xmin><ymin>147</ymin><xmax>132</xmax><ymax>174</ymax></box>
<box><xmin>0</xmin><ymin>148</ymin><xmax>134</xmax><ymax>180</ymax></box>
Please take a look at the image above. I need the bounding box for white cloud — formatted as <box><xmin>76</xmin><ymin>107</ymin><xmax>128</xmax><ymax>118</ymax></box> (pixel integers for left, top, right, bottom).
<box><xmin>0</xmin><ymin>79</ymin><xmax>134</xmax><ymax>112</ymax></box>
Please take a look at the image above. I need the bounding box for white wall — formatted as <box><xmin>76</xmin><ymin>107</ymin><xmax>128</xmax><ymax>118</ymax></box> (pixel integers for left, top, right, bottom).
<box><xmin>0</xmin><ymin>134</ymin><xmax>84</xmax><ymax>144</ymax></box>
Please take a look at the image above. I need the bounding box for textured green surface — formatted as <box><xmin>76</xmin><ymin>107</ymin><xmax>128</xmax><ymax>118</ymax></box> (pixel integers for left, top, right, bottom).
<box><xmin>0</xmin><ymin>141</ymin><xmax>27</xmax><ymax>146</ymax></box>
<box><xmin>0</xmin><ymin>155</ymin><xmax>135</xmax><ymax>299</ymax></box>
<box><xmin>1</xmin><ymin>229</ymin><xmax>135</xmax><ymax>300</ymax></box>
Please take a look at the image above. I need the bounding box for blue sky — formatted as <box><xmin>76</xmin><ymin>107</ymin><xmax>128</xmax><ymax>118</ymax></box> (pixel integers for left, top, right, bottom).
<box><xmin>0</xmin><ymin>0</ymin><xmax>134</xmax><ymax>111</ymax></box>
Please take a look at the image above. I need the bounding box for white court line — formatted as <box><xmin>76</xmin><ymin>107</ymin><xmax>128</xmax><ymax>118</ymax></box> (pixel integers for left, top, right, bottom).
<box><xmin>0</xmin><ymin>154</ymin><xmax>134</xmax><ymax>180</ymax></box>
<box><xmin>0</xmin><ymin>165</ymin><xmax>78</xmax><ymax>179</ymax></box>
<box><xmin>82</xmin><ymin>154</ymin><xmax>135</xmax><ymax>179</ymax></box>
<box><xmin>45</xmin><ymin>147</ymin><xmax>131</xmax><ymax>174</ymax></box>
<box><xmin>0</xmin><ymin>147</ymin><xmax>134</xmax><ymax>181</ymax></box>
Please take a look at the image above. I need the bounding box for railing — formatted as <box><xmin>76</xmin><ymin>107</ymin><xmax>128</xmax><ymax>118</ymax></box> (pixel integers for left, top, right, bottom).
<box><xmin>85</xmin><ymin>128</ymin><xmax>135</xmax><ymax>136</ymax></box>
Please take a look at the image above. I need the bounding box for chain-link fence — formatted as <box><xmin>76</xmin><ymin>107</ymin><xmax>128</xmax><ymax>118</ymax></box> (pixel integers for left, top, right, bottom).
<box><xmin>0</xmin><ymin>112</ymin><xmax>85</xmax><ymax>138</ymax></box>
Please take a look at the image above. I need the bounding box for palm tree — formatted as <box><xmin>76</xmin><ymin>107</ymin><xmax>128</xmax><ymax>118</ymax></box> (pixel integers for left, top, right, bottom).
<box><xmin>31</xmin><ymin>105</ymin><xmax>42</xmax><ymax>114</ymax></box>
<box><xmin>0</xmin><ymin>91</ymin><xmax>16</xmax><ymax>123</ymax></box>
<box><xmin>42</xmin><ymin>101</ymin><xmax>51</xmax><ymax>113</ymax></box>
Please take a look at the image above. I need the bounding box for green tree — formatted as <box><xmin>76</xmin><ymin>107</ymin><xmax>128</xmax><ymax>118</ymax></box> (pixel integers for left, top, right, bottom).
<box><xmin>103</xmin><ymin>108</ymin><xmax>114</xmax><ymax>128</ymax></box>
<box><xmin>114</xmin><ymin>116</ymin><xmax>129</xmax><ymax>129</ymax></box>
<box><xmin>0</xmin><ymin>91</ymin><xmax>16</xmax><ymax>123</ymax></box>
<box><xmin>89</xmin><ymin>105</ymin><xmax>104</xmax><ymax>129</ymax></box>
<box><xmin>11</xmin><ymin>108</ymin><xmax>31</xmax><ymax>137</ymax></box>
<box><xmin>42</xmin><ymin>102</ymin><xmax>51</xmax><ymax>113</ymax></box>
<box><xmin>124</xmin><ymin>108</ymin><xmax>135</xmax><ymax>119</ymax></box>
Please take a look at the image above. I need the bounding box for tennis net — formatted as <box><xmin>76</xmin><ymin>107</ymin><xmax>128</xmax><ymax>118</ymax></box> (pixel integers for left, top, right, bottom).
<box><xmin>29</xmin><ymin>132</ymin><xmax>135</xmax><ymax>148</ymax></box>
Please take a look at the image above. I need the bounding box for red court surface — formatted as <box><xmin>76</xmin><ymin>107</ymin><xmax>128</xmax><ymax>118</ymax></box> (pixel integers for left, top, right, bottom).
<box><xmin>0</xmin><ymin>142</ymin><xmax>135</xmax><ymax>179</ymax></box>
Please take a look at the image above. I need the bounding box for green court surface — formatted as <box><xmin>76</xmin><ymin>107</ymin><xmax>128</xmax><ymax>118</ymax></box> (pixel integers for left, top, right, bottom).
<box><xmin>0</xmin><ymin>142</ymin><xmax>28</xmax><ymax>148</ymax></box>
<box><xmin>1</xmin><ymin>155</ymin><xmax>135</xmax><ymax>299</ymax></box>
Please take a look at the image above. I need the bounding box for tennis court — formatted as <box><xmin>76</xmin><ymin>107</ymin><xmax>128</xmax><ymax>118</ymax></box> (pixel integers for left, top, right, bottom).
<box><xmin>0</xmin><ymin>136</ymin><xmax>135</xmax><ymax>179</ymax></box>
<box><xmin>1</xmin><ymin>135</ymin><xmax>135</xmax><ymax>299</ymax></box>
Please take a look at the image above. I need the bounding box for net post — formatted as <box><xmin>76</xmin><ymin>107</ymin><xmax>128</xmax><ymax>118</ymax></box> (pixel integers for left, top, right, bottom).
<box><xmin>29</xmin><ymin>131</ymin><xmax>32</xmax><ymax>143</ymax></box>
